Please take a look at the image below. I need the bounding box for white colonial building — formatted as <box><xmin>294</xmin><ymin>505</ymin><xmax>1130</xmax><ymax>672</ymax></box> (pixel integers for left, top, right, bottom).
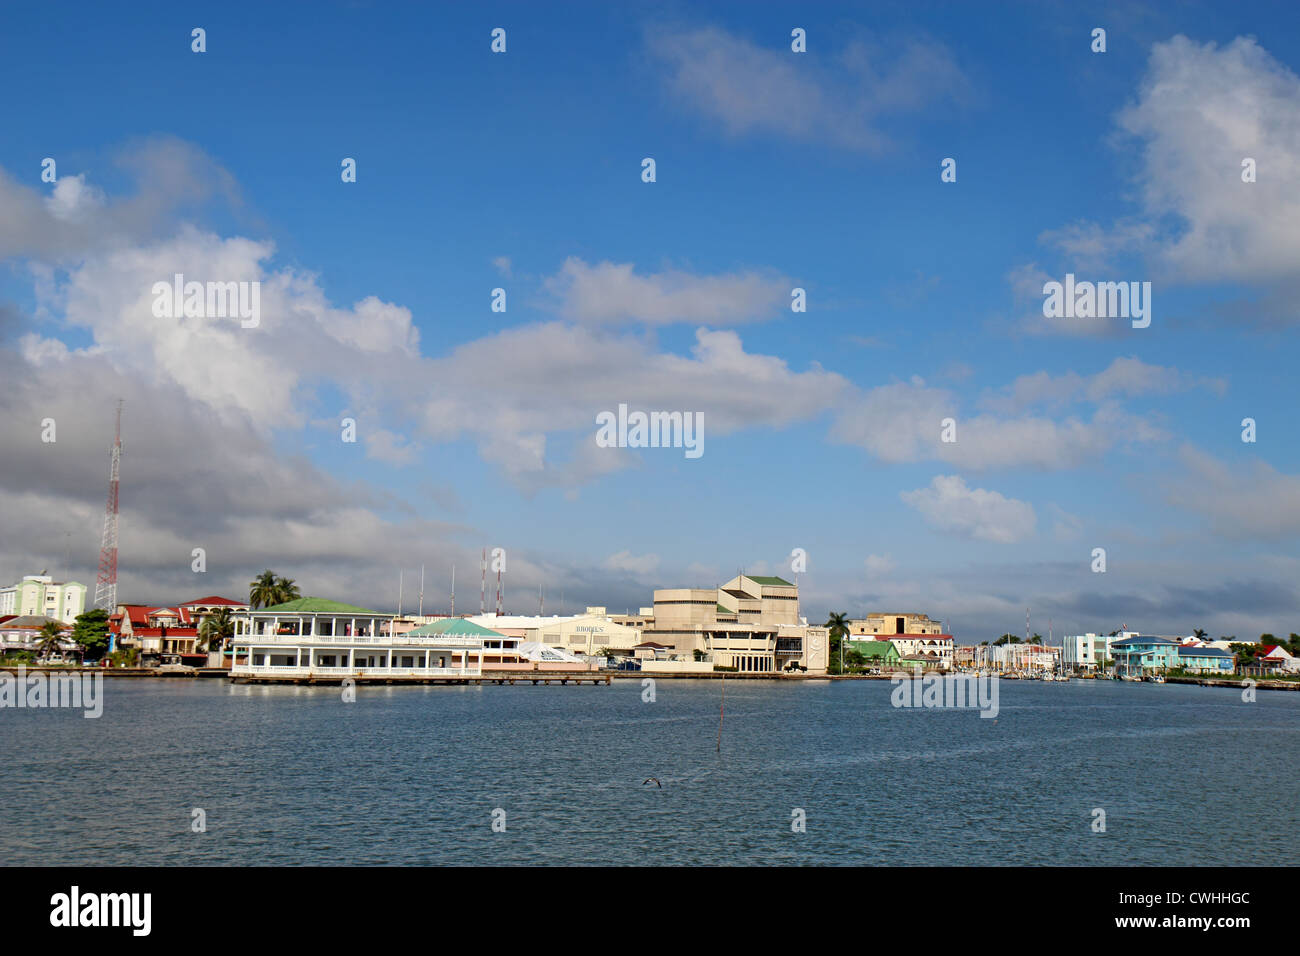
<box><xmin>231</xmin><ymin>597</ymin><xmax>492</xmax><ymax>679</ymax></box>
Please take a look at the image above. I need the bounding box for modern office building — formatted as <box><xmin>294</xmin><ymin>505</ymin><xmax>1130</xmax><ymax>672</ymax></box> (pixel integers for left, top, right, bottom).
<box><xmin>0</xmin><ymin>574</ymin><xmax>87</xmax><ymax>624</ymax></box>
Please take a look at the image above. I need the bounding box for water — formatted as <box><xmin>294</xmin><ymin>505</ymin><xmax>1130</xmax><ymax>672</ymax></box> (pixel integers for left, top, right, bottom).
<box><xmin>2</xmin><ymin>677</ymin><xmax>1296</xmax><ymax>865</ymax></box>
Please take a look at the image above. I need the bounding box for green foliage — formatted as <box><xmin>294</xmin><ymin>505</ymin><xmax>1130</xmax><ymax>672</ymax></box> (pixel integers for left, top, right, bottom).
<box><xmin>197</xmin><ymin>607</ymin><xmax>235</xmax><ymax>652</ymax></box>
<box><xmin>71</xmin><ymin>609</ymin><xmax>111</xmax><ymax>660</ymax></box>
<box><xmin>994</xmin><ymin>634</ymin><xmax>1021</xmax><ymax>646</ymax></box>
<box><xmin>249</xmin><ymin>570</ymin><xmax>302</xmax><ymax>608</ymax></box>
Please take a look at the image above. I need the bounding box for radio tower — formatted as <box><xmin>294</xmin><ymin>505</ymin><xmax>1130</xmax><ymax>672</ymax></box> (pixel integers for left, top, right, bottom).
<box><xmin>480</xmin><ymin>548</ymin><xmax>486</xmax><ymax>615</ymax></box>
<box><xmin>93</xmin><ymin>400</ymin><xmax>123</xmax><ymax>612</ymax></box>
<box><xmin>496</xmin><ymin>563</ymin><xmax>503</xmax><ymax>616</ymax></box>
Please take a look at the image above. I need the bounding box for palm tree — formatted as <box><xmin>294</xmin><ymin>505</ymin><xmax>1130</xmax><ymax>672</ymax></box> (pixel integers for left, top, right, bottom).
<box><xmin>37</xmin><ymin>621</ymin><xmax>65</xmax><ymax>661</ymax></box>
<box><xmin>198</xmin><ymin>607</ymin><xmax>235</xmax><ymax>654</ymax></box>
<box><xmin>1193</xmin><ymin>628</ymin><xmax>1207</xmax><ymax>641</ymax></box>
<box><xmin>249</xmin><ymin>570</ymin><xmax>278</xmax><ymax>609</ymax></box>
<box><xmin>825</xmin><ymin>612</ymin><xmax>850</xmax><ymax>672</ymax></box>
<box><xmin>273</xmin><ymin>576</ymin><xmax>301</xmax><ymax>605</ymax></box>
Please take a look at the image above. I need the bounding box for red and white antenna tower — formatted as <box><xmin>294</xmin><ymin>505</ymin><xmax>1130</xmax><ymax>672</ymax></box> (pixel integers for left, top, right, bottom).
<box><xmin>93</xmin><ymin>400</ymin><xmax>123</xmax><ymax>611</ymax></box>
<box><xmin>495</xmin><ymin>563</ymin><xmax>503</xmax><ymax>616</ymax></box>
<box><xmin>480</xmin><ymin>548</ymin><xmax>486</xmax><ymax>615</ymax></box>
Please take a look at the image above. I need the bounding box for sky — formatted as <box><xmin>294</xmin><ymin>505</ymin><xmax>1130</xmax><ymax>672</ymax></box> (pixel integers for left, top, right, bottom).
<box><xmin>1</xmin><ymin>0</ymin><xmax>1299</xmax><ymax>642</ymax></box>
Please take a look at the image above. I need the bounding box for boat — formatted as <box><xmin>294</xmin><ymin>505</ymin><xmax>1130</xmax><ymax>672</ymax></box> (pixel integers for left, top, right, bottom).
<box><xmin>1150</xmin><ymin>674</ymin><xmax>1166</xmax><ymax>684</ymax></box>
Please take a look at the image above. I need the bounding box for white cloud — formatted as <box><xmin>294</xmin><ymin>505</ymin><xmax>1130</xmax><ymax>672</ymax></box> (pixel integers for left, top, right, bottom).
<box><xmin>646</xmin><ymin>26</ymin><xmax>969</xmax><ymax>152</ymax></box>
<box><xmin>900</xmin><ymin>475</ymin><xmax>1036</xmax><ymax>543</ymax></box>
<box><xmin>545</xmin><ymin>256</ymin><xmax>790</xmax><ymax>326</ymax></box>
<box><xmin>1042</xmin><ymin>36</ymin><xmax>1300</xmax><ymax>285</ymax></box>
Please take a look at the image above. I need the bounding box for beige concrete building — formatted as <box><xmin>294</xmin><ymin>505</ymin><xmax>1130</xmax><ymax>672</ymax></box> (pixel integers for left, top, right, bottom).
<box><xmin>849</xmin><ymin>613</ymin><xmax>944</xmax><ymax>637</ymax></box>
<box><xmin>536</xmin><ymin>609</ymin><xmax>642</xmax><ymax>656</ymax></box>
<box><xmin>638</xmin><ymin>574</ymin><xmax>827</xmax><ymax>673</ymax></box>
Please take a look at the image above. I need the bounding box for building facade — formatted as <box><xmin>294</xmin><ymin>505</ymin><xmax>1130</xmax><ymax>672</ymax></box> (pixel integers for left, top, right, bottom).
<box><xmin>848</xmin><ymin>613</ymin><xmax>944</xmax><ymax>637</ymax></box>
<box><xmin>0</xmin><ymin>574</ymin><xmax>87</xmax><ymax>624</ymax></box>
<box><xmin>635</xmin><ymin>574</ymin><xmax>827</xmax><ymax>673</ymax></box>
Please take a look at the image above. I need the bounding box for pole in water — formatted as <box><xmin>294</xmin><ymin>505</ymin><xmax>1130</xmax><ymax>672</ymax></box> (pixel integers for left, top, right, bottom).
<box><xmin>716</xmin><ymin>670</ymin><xmax>725</xmax><ymax>753</ymax></box>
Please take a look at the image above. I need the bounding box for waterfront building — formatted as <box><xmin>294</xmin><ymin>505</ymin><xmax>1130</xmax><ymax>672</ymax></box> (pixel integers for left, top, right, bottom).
<box><xmin>848</xmin><ymin>613</ymin><xmax>944</xmax><ymax>637</ymax></box>
<box><xmin>0</xmin><ymin>614</ymin><xmax>75</xmax><ymax>655</ymax></box>
<box><xmin>1062</xmin><ymin>632</ymin><xmax>1132</xmax><ymax>671</ymax></box>
<box><xmin>534</xmin><ymin>609</ymin><xmax>642</xmax><ymax>657</ymax></box>
<box><xmin>1259</xmin><ymin>644</ymin><xmax>1300</xmax><ymax>673</ymax></box>
<box><xmin>230</xmin><ymin>598</ymin><xmax>487</xmax><ymax>678</ymax></box>
<box><xmin>849</xmin><ymin>640</ymin><xmax>901</xmax><ymax>668</ymax></box>
<box><xmin>180</xmin><ymin>595</ymin><xmax>249</xmax><ymax>616</ymax></box>
<box><xmin>1175</xmin><ymin>646</ymin><xmax>1235</xmax><ymax>674</ymax></box>
<box><xmin>109</xmin><ymin>604</ymin><xmax>204</xmax><ymax>662</ymax></box>
<box><xmin>1112</xmin><ymin>635</ymin><xmax>1181</xmax><ymax>676</ymax></box>
<box><xmin>888</xmin><ymin>635</ymin><xmax>954</xmax><ymax>668</ymax></box>
<box><xmin>636</xmin><ymin>574</ymin><xmax>827</xmax><ymax>673</ymax></box>
<box><xmin>0</xmin><ymin>574</ymin><xmax>87</xmax><ymax>624</ymax></box>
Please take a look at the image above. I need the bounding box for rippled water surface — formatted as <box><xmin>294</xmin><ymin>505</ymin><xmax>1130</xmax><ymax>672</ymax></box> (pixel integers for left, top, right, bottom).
<box><xmin>2</xmin><ymin>677</ymin><xmax>1297</xmax><ymax>865</ymax></box>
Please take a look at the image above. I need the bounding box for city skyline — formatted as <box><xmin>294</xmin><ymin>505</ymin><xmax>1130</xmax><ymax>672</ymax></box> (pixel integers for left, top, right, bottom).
<box><xmin>3</xmin><ymin>2</ymin><xmax>1300</xmax><ymax>641</ymax></box>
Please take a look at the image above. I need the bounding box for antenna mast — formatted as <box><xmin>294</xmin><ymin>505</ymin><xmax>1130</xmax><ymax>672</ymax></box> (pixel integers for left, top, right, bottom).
<box><xmin>93</xmin><ymin>400</ymin><xmax>123</xmax><ymax>612</ymax></box>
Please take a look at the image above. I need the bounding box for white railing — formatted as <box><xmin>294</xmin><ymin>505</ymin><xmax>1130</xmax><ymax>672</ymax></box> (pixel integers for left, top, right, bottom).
<box><xmin>236</xmin><ymin>634</ymin><xmax>483</xmax><ymax>647</ymax></box>
<box><xmin>231</xmin><ymin>664</ymin><xmax>480</xmax><ymax>678</ymax></box>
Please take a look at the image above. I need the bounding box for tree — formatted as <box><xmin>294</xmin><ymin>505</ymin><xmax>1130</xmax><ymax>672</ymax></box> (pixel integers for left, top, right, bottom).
<box><xmin>1029</xmin><ymin>633</ymin><xmax>1043</xmax><ymax>645</ymax></box>
<box><xmin>274</xmin><ymin>576</ymin><xmax>301</xmax><ymax>605</ymax></box>
<box><xmin>249</xmin><ymin>570</ymin><xmax>278</xmax><ymax>609</ymax></box>
<box><xmin>37</xmin><ymin>621</ymin><xmax>65</xmax><ymax>661</ymax></box>
<box><xmin>825</xmin><ymin>612</ymin><xmax>850</xmax><ymax>674</ymax></box>
<box><xmin>994</xmin><ymin>634</ymin><xmax>1022</xmax><ymax>646</ymax></box>
<box><xmin>71</xmin><ymin>609</ymin><xmax>111</xmax><ymax>661</ymax></box>
<box><xmin>198</xmin><ymin>607</ymin><xmax>235</xmax><ymax>653</ymax></box>
<box><xmin>1193</xmin><ymin>628</ymin><xmax>1207</xmax><ymax>641</ymax></box>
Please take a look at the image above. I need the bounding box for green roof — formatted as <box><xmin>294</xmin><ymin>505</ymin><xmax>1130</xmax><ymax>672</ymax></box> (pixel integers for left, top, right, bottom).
<box><xmin>747</xmin><ymin>575</ymin><xmax>794</xmax><ymax>587</ymax></box>
<box><xmin>716</xmin><ymin>604</ymin><xmax>734</xmax><ymax>613</ymax></box>
<box><xmin>257</xmin><ymin>597</ymin><xmax>382</xmax><ymax>615</ymax></box>
<box><xmin>850</xmin><ymin>640</ymin><xmax>899</xmax><ymax>659</ymax></box>
<box><xmin>405</xmin><ymin>618</ymin><xmax>506</xmax><ymax>637</ymax></box>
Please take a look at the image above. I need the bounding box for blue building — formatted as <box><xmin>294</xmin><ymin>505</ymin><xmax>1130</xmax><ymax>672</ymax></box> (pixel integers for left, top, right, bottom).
<box><xmin>1111</xmin><ymin>636</ymin><xmax>1180</xmax><ymax>676</ymax></box>
<box><xmin>1175</xmin><ymin>646</ymin><xmax>1235</xmax><ymax>674</ymax></box>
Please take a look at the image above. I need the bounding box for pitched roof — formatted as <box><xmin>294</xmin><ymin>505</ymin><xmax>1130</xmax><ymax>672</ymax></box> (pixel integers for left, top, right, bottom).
<box><xmin>181</xmin><ymin>596</ymin><xmax>246</xmax><ymax>607</ymax></box>
<box><xmin>0</xmin><ymin>614</ymin><xmax>65</xmax><ymax>629</ymax></box>
<box><xmin>256</xmin><ymin>597</ymin><xmax>383</xmax><ymax>615</ymax></box>
<box><xmin>405</xmin><ymin>618</ymin><xmax>505</xmax><ymax>637</ymax></box>
<box><xmin>1178</xmin><ymin>646</ymin><xmax>1231</xmax><ymax>657</ymax></box>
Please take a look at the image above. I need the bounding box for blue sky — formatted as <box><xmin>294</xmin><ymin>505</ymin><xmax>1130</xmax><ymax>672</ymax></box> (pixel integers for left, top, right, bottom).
<box><xmin>2</xmin><ymin>1</ymin><xmax>1299</xmax><ymax>640</ymax></box>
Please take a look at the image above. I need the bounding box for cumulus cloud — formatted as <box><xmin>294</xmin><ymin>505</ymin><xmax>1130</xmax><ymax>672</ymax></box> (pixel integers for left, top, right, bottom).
<box><xmin>646</xmin><ymin>26</ymin><xmax>969</xmax><ymax>151</ymax></box>
<box><xmin>1041</xmin><ymin>36</ymin><xmax>1300</xmax><ymax>289</ymax></box>
<box><xmin>829</xmin><ymin>365</ymin><xmax>1175</xmax><ymax>471</ymax></box>
<box><xmin>900</xmin><ymin>475</ymin><xmax>1037</xmax><ymax>543</ymax></box>
<box><xmin>544</xmin><ymin>257</ymin><xmax>791</xmax><ymax>326</ymax></box>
